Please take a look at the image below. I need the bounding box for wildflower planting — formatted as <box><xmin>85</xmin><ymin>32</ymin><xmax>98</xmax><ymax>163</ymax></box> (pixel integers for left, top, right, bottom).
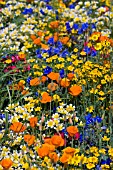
<box><xmin>0</xmin><ymin>0</ymin><xmax>113</xmax><ymax>169</ymax></box>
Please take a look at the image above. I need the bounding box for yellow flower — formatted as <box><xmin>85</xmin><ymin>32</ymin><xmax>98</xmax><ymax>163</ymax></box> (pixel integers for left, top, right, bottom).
<box><xmin>22</xmin><ymin>162</ymin><xmax>29</xmax><ymax>169</ymax></box>
<box><xmin>86</xmin><ymin>106</ymin><xmax>94</xmax><ymax>113</ymax></box>
<box><xmin>67</xmin><ymin>65</ymin><xmax>74</xmax><ymax>71</ymax></box>
<box><xmin>86</xmin><ymin>163</ymin><xmax>95</xmax><ymax>169</ymax></box>
<box><xmin>87</xmin><ymin>156</ymin><xmax>98</xmax><ymax>164</ymax></box>
<box><xmin>53</xmin><ymin>94</ymin><xmax>61</xmax><ymax>101</ymax></box>
<box><xmin>98</xmin><ymin>91</ymin><xmax>105</xmax><ymax>96</ymax></box>
<box><xmin>5</xmin><ymin>59</ymin><xmax>12</xmax><ymax>64</ymax></box>
<box><xmin>101</xmin><ymin>79</ymin><xmax>107</xmax><ymax>84</ymax></box>
<box><xmin>108</xmin><ymin>148</ymin><xmax>113</xmax><ymax>157</ymax></box>
<box><xmin>99</xmin><ymin>149</ymin><xmax>106</xmax><ymax>154</ymax></box>
<box><xmin>102</xmin><ymin>136</ymin><xmax>110</xmax><ymax>141</ymax></box>
<box><xmin>74</xmin><ymin>48</ymin><xmax>78</xmax><ymax>52</ymax></box>
<box><xmin>91</xmin><ymin>34</ymin><xmax>99</xmax><ymax>41</ymax></box>
<box><xmin>80</xmin><ymin>51</ymin><xmax>86</xmax><ymax>55</ymax></box>
<box><xmin>94</xmin><ymin>43</ymin><xmax>102</xmax><ymax>50</ymax></box>
<box><xmin>101</xmin><ymin>164</ymin><xmax>110</xmax><ymax>169</ymax></box>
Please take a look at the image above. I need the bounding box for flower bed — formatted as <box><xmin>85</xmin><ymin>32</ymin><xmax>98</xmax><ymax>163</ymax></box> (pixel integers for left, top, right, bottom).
<box><xmin>0</xmin><ymin>0</ymin><xmax>113</xmax><ymax>169</ymax></box>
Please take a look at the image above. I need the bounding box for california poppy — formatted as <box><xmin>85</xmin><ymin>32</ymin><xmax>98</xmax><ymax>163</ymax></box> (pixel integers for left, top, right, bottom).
<box><xmin>9</xmin><ymin>122</ymin><xmax>26</xmax><ymax>133</ymax></box>
<box><xmin>60</xmin><ymin>36</ymin><xmax>69</xmax><ymax>45</ymax></box>
<box><xmin>50</xmin><ymin>21</ymin><xmax>59</xmax><ymax>29</ymax></box>
<box><xmin>41</xmin><ymin>43</ymin><xmax>49</xmax><ymax>50</ymax></box>
<box><xmin>40</xmin><ymin>92</ymin><xmax>52</xmax><ymax>103</ymax></box>
<box><xmin>69</xmin><ymin>85</ymin><xmax>82</xmax><ymax>96</ymax></box>
<box><xmin>0</xmin><ymin>158</ymin><xmax>13</xmax><ymax>169</ymax></box>
<box><xmin>33</xmin><ymin>38</ymin><xmax>41</xmax><ymax>45</ymax></box>
<box><xmin>29</xmin><ymin>117</ymin><xmax>37</xmax><ymax>128</ymax></box>
<box><xmin>49</xmin><ymin>152</ymin><xmax>59</xmax><ymax>163</ymax></box>
<box><xmin>60</xmin><ymin>153</ymin><xmax>71</xmax><ymax>164</ymax></box>
<box><xmin>37</xmin><ymin>144</ymin><xmax>55</xmax><ymax>158</ymax></box>
<box><xmin>30</xmin><ymin>77</ymin><xmax>40</xmax><ymax>86</ymax></box>
<box><xmin>47</xmin><ymin>82</ymin><xmax>58</xmax><ymax>91</ymax></box>
<box><xmin>37</xmin><ymin>31</ymin><xmax>43</xmax><ymax>37</ymax></box>
<box><xmin>47</xmin><ymin>72</ymin><xmax>60</xmax><ymax>82</ymax></box>
<box><xmin>60</xmin><ymin>78</ymin><xmax>70</xmax><ymax>88</ymax></box>
<box><xmin>41</xmin><ymin>75</ymin><xmax>47</xmax><ymax>83</ymax></box>
<box><xmin>24</xmin><ymin>134</ymin><xmax>35</xmax><ymax>146</ymax></box>
<box><xmin>54</xmin><ymin>32</ymin><xmax>59</xmax><ymax>42</ymax></box>
<box><xmin>67</xmin><ymin>73</ymin><xmax>74</xmax><ymax>80</ymax></box>
<box><xmin>45</xmin><ymin>35</ymin><xmax>52</xmax><ymax>42</ymax></box>
<box><xmin>51</xmin><ymin>135</ymin><xmax>64</xmax><ymax>148</ymax></box>
<box><xmin>30</xmin><ymin>34</ymin><xmax>37</xmax><ymax>41</ymax></box>
<box><xmin>63</xmin><ymin>147</ymin><xmax>76</xmax><ymax>156</ymax></box>
<box><xmin>66</xmin><ymin>126</ymin><xmax>78</xmax><ymax>137</ymax></box>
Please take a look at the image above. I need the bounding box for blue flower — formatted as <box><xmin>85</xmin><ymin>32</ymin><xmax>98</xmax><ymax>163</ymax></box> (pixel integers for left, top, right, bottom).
<box><xmin>94</xmin><ymin>116</ymin><xmax>102</xmax><ymax>123</ymax></box>
<box><xmin>59</xmin><ymin>69</ymin><xmax>65</xmax><ymax>78</ymax></box>
<box><xmin>78</xmin><ymin>28</ymin><xmax>83</xmax><ymax>34</ymax></box>
<box><xmin>91</xmin><ymin>50</ymin><xmax>97</xmax><ymax>57</ymax></box>
<box><xmin>92</xmin><ymin>23</ymin><xmax>96</xmax><ymax>29</ymax></box>
<box><xmin>35</xmin><ymin>49</ymin><xmax>40</xmax><ymax>54</ymax></box>
<box><xmin>48</xmin><ymin>37</ymin><xmax>54</xmax><ymax>45</ymax></box>
<box><xmin>22</xmin><ymin>8</ymin><xmax>33</xmax><ymax>15</ymax></box>
<box><xmin>61</xmin><ymin>49</ymin><xmax>69</xmax><ymax>58</ymax></box>
<box><xmin>46</xmin><ymin>5</ymin><xmax>53</xmax><ymax>10</ymax></box>
<box><xmin>27</xmin><ymin>77</ymin><xmax>32</xmax><ymax>84</ymax></box>
<box><xmin>84</xmin><ymin>46</ymin><xmax>91</xmax><ymax>54</ymax></box>
<box><xmin>65</xmin><ymin>22</ymin><xmax>71</xmax><ymax>32</ymax></box>
<box><xmin>73</xmin><ymin>23</ymin><xmax>79</xmax><ymax>30</ymax></box>
<box><xmin>81</xmin><ymin>23</ymin><xmax>89</xmax><ymax>31</ymax></box>
<box><xmin>36</xmin><ymin>54</ymin><xmax>42</xmax><ymax>59</ymax></box>
<box><xmin>35</xmin><ymin>92</ymin><xmax>38</xmax><ymax>97</ymax></box>
<box><xmin>40</xmin><ymin>9</ymin><xmax>46</xmax><ymax>15</ymax></box>
<box><xmin>69</xmin><ymin>3</ymin><xmax>75</xmax><ymax>9</ymax></box>
<box><xmin>57</xmin><ymin>41</ymin><xmax>63</xmax><ymax>50</ymax></box>
<box><xmin>43</xmin><ymin>66</ymin><xmax>52</xmax><ymax>75</ymax></box>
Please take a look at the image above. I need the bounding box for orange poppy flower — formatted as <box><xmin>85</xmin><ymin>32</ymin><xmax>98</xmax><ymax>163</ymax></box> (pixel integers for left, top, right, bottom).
<box><xmin>19</xmin><ymin>53</ymin><xmax>26</xmax><ymax>60</ymax></box>
<box><xmin>9</xmin><ymin>122</ymin><xmax>26</xmax><ymax>133</ymax></box>
<box><xmin>37</xmin><ymin>31</ymin><xmax>43</xmax><ymax>37</ymax></box>
<box><xmin>60</xmin><ymin>78</ymin><xmax>70</xmax><ymax>88</ymax></box>
<box><xmin>54</xmin><ymin>32</ymin><xmax>59</xmax><ymax>42</ymax></box>
<box><xmin>67</xmin><ymin>73</ymin><xmax>74</xmax><ymax>80</ymax></box>
<box><xmin>30</xmin><ymin>34</ymin><xmax>37</xmax><ymax>41</ymax></box>
<box><xmin>40</xmin><ymin>92</ymin><xmax>52</xmax><ymax>103</ymax></box>
<box><xmin>10</xmin><ymin>82</ymin><xmax>24</xmax><ymax>91</ymax></box>
<box><xmin>47</xmin><ymin>82</ymin><xmax>58</xmax><ymax>91</ymax></box>
<box><xmin>51</xmin><ymin>135</ymin><xmax>64</xmax><ymax>148</ymax></box>
<box><xmin>47</xmin><ymin>72</ymin><xmax>60</xmax><ymax>82</ymax></box>
<box><xmin>29</xmin><ymin>117</ymin><xmax>37</xmax><ymax>128</ymax></box>
<box><xmin>41</xmin><ymin>43</ymin><xmax>49</xmax><ymax>50</ymax></box>
<box><xmin>109</xmin><ymin>38</ymin><xmax>113</xmax><ymax>47</ymax></box>
<box><xmin>41</xmin><ymin>75</ymin><xmax>47</xmax><ymax>83</ymax></box>
<box><xmin>37</xmin><ymin>143</ymin><xmax>55</xmax><ymax>158</ymax></box>
<box><xmin>49</xmin><ymin>152</ymin><xmax>59</xmax><ymax>163</ymax></box>
<box><xmin>63</xmin><ymin>147</ymin><xmax>76</xmax><ymax>156</ymax></box>
<box><xmin>37</xmin><ymin>145</ymin><xmax>50</xmax><ymax>158</ymax></box>
<box><xmin>69</xmin><ymin>85</ymin><xmax>82</xmax><ymax>96</ymax></box>
<box><xmin>44</xmin><ymin>138</ymin><xmax>52</xmax><ymax>145</ymax></box>
<box><xmin>42</xmin><ymin>143</ymin><xmax>55</xmax><ymax>152</ymax></box>
<box><xmin>21</xmin><ymin>89</ymin><xmax>29</xmax><ymax>95</ymax></box>
<box><xmin>60</xmin><ymin>36</ymin><xmax>69</xmax><ymax>45</ymax></box>
<box><xmin>24</xmin><ymin>134</ymin><xmax>35</xmax><ymax>146</ymax></box>
<box><xmin>30</xmin><ymin>77</ymin><xmax>40</xmax><ymax>86</ymax></box>
<box><xmin>0</xmin><ymin>158</ymin><xmax>13</xmax><ymax>169</ymax></box>
<box><xmin>60</xmin><ymin>153</ymin><xmax>71</xmax><ymax>164</ymax></box>
<box><xmin>99</xmin><ymin>35</ymin><xmax>108</xmax><ymax>42</ymax></box>
<box><xmin>45</xmin><ymin>35</ymin><xmax>52</xmax><ymax>42</ymax></box>
<box><xmin>66</xmin><ymin>126</ymin><xmax>78</xmax><ymax>137</ymax></box>
<box><xmin>33</xmin><ymin>38</ymin><xmax>41</xmax><ymax>45</ymax></box>
<box><xmin>91</xmin><ymin>32</ymin><xmax>101</xmax><ymax>37</ymax></box>
<box><xmin>50</xmin><ymin>21</ymin><xmax>59</xmax><ymax>29</ymax></box>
